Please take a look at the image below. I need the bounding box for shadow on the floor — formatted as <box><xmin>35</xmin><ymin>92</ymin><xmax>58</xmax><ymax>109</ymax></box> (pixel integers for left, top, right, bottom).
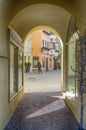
<box><xmin>4</xmin><ymin>92</ymin><xmax>79</xmax><ymax>130</ymax></box>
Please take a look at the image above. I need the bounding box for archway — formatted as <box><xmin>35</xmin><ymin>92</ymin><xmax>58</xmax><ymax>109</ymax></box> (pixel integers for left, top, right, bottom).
<box><xmin>1</xmin><ymin>1</ymin><xmax>86</xmax><ymax>129</ymax></box>
<box><xmin>24</xmin><ymin>26</ymin><xmax>64</xmax><ymax>92</ymax></box>
<box><xmin>9</xmin><ymin>4</ymin><xmax>76</xmax><ymax>91</ymax></box>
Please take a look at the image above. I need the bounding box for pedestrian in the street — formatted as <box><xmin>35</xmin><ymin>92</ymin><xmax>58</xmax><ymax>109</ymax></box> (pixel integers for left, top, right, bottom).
<box><xmin>38</xmin><ymin>62</ymin><xmax>42</xmax><ymax>74</ymax></box>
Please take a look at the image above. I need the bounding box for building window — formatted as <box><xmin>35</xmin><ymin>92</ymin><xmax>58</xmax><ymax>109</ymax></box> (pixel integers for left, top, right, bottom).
<box><xmin>42</xmin><ymin>57</ymin><xmax>45</xmax><ymax>68</ymax></box>
<box><xmin>45</xmin><ymin>40</ymin><xmax>47</xmax><ymax>47</ymax></box>
<box><xmin>50</xmin><ymin>58</ymin><xmax>52</xmax><ymax>68</ymax></box>
<box><xmin>48</xmin><ymin>43</ymin><xmax>50</xmax><ymax>49</ymax></box>
<box><xmin>33</xmin><ymin>56</ymin><xmax>39</xmax><ymax>68</ymax></box>
<box><xmin>47</xmin><ymin>41</ymin><xmax>48</xmax><ymax>48</ymax></box>
<box><xmin>10</xmin><ymin>44</ymin><xmax>18</xmax><ymax>97</ymax></box>
<box><xmin>18</xmin><ymin>50</ymin><xmax>23</xmax><ymax>89</ymax></box>
<box><xmin>42</xmin><ymin>39</ymin><xmax>44</xmax><ymax>47</ymax></box>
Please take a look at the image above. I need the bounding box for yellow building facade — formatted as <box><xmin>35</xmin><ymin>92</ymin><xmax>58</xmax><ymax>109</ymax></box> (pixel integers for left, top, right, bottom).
<box><xmin>31</xmin><ymin>30</ymin><xmax>55</xmax><ymax>71</ymax></box>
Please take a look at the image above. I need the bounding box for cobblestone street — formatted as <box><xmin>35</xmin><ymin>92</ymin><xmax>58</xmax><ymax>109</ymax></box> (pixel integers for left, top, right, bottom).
<box><xmin>5</xmin><ymin>70</ymin><xmax>79</xmax><ymax>130</ymax></box>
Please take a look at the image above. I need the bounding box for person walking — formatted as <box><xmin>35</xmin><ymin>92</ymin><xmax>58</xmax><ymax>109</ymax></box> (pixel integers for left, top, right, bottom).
<box><xmin>38</xmin><ymin>62</ymin><xmax>42</xmax><ymax>74</ymax></box>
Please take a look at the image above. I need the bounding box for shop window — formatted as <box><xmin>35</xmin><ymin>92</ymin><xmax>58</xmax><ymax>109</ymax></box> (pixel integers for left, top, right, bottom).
<box><xmin>33</xmin><ymin>57</ymin><xmax>39</xmax><ymax>68</ymax></box>
<box><xmin>49</xmin><ymin>58</ymin><xmax>52</xmax><ymax>68</ymax></box>
<box><xmin>18</xmin><ymin>50</ymin><xmax>23</xmax><ymax>89</ymax></box>
<box><xmin>67</xmin><ymin>43</ymin><xmax>76</xmax><ymax>94</ymax></box>
<box><xmin>10</xmin><ymin>44</ymin><xmax>18</xmax><ymax>97</ymax></box>
<box><xmin>9</xmin><ymin>27</ymin><xmax>24</xmax><ymax>101</ymax></box>
<box><xmin>42</xmin><ymin>57</ymin><xmax>45</xmax><ymax>67</ymax></box>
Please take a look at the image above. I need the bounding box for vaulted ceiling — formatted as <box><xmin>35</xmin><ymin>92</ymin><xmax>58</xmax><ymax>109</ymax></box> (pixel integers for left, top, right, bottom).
<box><xmin>1</xmin><ymin>0</ymin><xmax>86</xmax><ymax>42</ymax></box>
<box><xmin>10</xmin><ymin>4</ymin><xmax>70</xmax><ymax>42</ymax></box>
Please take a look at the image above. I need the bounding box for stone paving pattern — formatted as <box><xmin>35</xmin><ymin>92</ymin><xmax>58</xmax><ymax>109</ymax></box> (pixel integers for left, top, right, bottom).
<box><xmin>5</xmin><ymin>70</ymin><xmax>79</xmax><ymax>130</ymax></box>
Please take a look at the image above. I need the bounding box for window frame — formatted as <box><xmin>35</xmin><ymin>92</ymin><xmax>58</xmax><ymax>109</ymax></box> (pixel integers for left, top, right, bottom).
<box><xmin>18</xmin><ymin>49</ymin><xmax>24</xmax><ymax>90</ymax></box>
<box><xmin>9</xmin><ymin>43</ymin><xmax>18</xmax><ymax>100</ymax></box>
<box><xmin>8</xmin><ymin>28</ymin><xmax>24</xmax><ymax>102</ymax></box>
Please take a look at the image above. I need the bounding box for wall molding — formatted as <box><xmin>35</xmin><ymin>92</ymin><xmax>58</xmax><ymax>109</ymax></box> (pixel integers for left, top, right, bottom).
<box><xmin>0</xmin><ymin>55</ymin><xmax>8</xmax><ymax>59</ymax></box>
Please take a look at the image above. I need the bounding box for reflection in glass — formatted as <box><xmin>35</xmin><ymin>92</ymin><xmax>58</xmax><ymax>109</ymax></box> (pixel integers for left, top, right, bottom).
<box><xmin>67</xmin><ymin>43</ymin><xmax>76</xmax><ymax>94</ymax></box>
<box><xmin>10</xmin><ymin>45</ymin><xmax>17</xmax><ymax>96</ymax></box>
<box><xmin>33</xmin><ymin>57</ymin><xmax>39</xmax><ymax>68</ymax></box>
<box><xmin>18</xmin><ymin>50</ymin><xmax>23</xmax><ymax>89</ymax></box>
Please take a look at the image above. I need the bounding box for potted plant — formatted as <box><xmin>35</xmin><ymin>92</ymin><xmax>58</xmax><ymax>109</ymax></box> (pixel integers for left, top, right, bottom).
<box><xmin>25</xmin><ymin>62</ymin><xmax>31</xmax><ymax>73</ymax></box>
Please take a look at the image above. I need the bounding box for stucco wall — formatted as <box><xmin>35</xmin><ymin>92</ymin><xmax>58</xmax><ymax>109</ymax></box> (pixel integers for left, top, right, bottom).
<box><xmin>0</xmin><ymin>37</ymin><xmax>24</xmax><ymax>130</ymax></box>
<box><xmin>0</xmin><ymin>4</ymin><xmax>24</xmax><ymax>129</ymax></box>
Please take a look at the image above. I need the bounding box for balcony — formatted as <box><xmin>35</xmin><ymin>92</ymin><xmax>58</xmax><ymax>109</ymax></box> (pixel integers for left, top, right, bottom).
<box><xmin>41</xmin><ymin>47</ymin><xmax>50</xmax><ymax>52</ymax></box>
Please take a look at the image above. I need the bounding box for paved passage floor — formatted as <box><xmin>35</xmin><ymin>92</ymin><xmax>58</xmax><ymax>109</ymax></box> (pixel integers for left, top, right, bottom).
<box><xmin>5</xmin><ymin>70</ymin><xmax>79</xmax><ymax>130</ymax></box>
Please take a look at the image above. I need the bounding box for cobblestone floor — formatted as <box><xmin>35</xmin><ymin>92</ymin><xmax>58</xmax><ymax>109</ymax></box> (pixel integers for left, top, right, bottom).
<box><xmin>4</xmin><ymin>92</ymin><xmax>79</xmax><ymax>130</ymax></box>
<box><xmin>4</xmin><ymin>70</ymin><xmax>79</xmax><ymax>130</ymax></box>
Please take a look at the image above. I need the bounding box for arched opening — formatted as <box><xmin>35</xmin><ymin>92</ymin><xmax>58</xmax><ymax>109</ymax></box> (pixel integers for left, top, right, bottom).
<box><xmin>23</xmin><ymin>26</ymin><xmax>63</xmax><ymax>97</ymax></box>
<box><xmin>9</xmin><ymin>4</ymin><xmax>74</xmax><ymax>93</ymax></box>
<box><xmin>24</xmin><ymin>26</ymin><xmax>64</xmax><ymax>93</ymax></box>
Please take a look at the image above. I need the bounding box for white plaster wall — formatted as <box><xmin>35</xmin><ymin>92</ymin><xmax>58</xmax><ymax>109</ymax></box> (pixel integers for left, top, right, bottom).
<box><xmin>0</xmin><ymin>3</ymin><xmax>24</xmax><ymax>129</ymax></box>
<box><xmin>0</xmin><ymin>3</ymin><xmax>10</xmax><ymax>128</ymax></box>
<box><xmin>0</xmin><ymin>58</ymin><xmax>9</xmax><ymax>130</ymax></box>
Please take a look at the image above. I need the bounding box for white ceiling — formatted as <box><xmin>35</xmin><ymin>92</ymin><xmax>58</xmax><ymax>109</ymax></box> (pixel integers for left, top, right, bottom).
<box><xmin>10</xmin><ymin>4</ymin><xmax>71</xmax><ymax>42</ymax></box>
